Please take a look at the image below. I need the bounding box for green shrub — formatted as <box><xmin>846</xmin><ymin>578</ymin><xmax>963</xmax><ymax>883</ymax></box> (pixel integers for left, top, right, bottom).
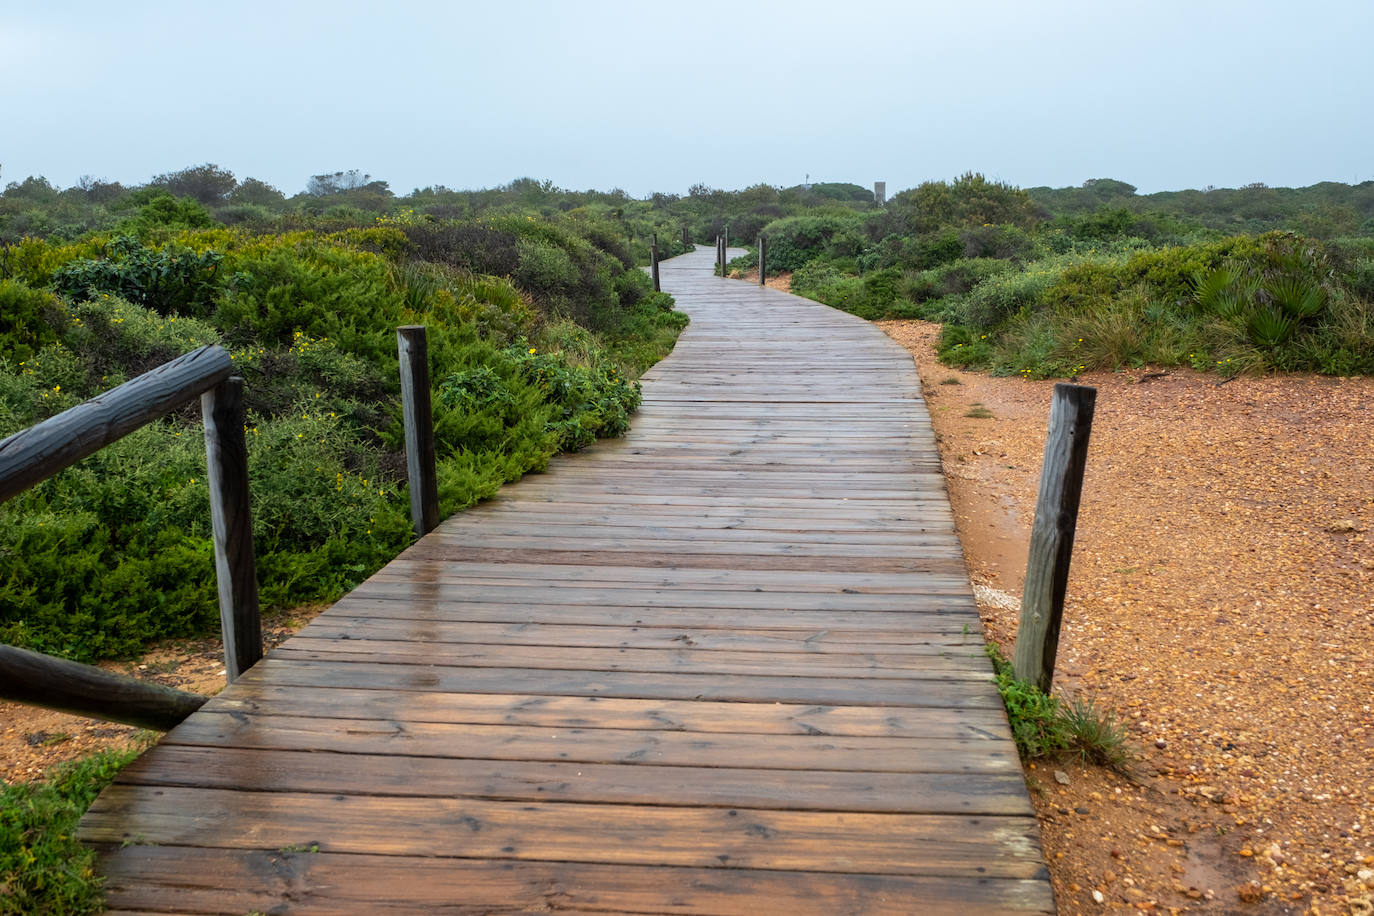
<box><xmin>0</xmin><ymin>746</ymin><xmax>144</xmax><ymax>915</ymax></box>
<box><xmin>958</xmin><ymin>254</ymin><xmax>1090</xmax><ymax>330</ymax></box>
<box><xmin>52</xmin><ymin>236</ymin><xmax>223</xmax><ymax>319</ymax></box>
<box><xmin>758</xmin><ymin>211</ymin><xmax>866</xmax><ymax>271</ymax></box>
<box><xmin>0</xmin><ymin>280</ymin><xmax>66</xmax><ymax>362</ymax></box>
<box><xmin>900</xmin><ymin>258</ymin><xmax>1012</xmax><ymax>303</ymax></box>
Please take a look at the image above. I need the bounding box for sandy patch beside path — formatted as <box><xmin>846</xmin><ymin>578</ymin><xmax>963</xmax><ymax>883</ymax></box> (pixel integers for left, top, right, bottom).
<box><xmin>880</xmin><ymin>319</ymin><xmax>1374</xmax><ymax>915</ymax></box>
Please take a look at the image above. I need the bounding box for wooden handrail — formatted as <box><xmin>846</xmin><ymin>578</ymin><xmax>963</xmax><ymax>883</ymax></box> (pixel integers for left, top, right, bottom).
<box><xmin>0</xmin><ymin>344</ymin><xmax>262</xmax><ymax>728</ymax></box>
<box><xmin>0</xmin><ymin>345</ymin><xmax>232</xmax><ymax>504</ymax></box>
<box><xmin>0</xmin><ymin>645</ymin><xmax>207</xmax><ymax>731</ymax></box>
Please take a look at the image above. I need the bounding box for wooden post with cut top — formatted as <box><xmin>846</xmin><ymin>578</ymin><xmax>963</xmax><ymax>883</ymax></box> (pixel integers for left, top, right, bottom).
<box><xmin>398</xmin><ymin>325</ymin><xmax>440</xmax><ymax>538</ymax></box>
<box><xmin>681</xmin><ymin>226</ymin><xmax>690</xmax><ymax>249</ymax></box>
<box><xmin>1013</xmin><ymin>383</ymin><xmax>1096</xmax><ymax>693</ymax></box>
<box><xmin>202</xmin><ymin>376</ymin><xmax>262</xmax><ymax>682</ymax></box>
<box><xmin>758</xmin><ymin>235</ymin><xmax>767</xmax><ymax>286</ymax></box>
<box><xmin>651</xmin><ymin>233</ymin><xmax>661</xmax><ymax>292</ymax></box>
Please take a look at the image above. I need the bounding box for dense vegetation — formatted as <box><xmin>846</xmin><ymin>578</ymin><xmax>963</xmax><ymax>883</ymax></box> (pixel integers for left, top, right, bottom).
<box><xmin>0</xmin><ymin>746</ymin><xmax>143</xmax><ymax>914</ymax></box>
<box><xmin>0</xmin><ymin>171</ymin><xmax>689</xmax><ymax>661</ymax></box>
<box><xmin>6</xmin><ymin>164</ymin><xmax>1373</xmax><ymax>661</ymax></box>
<box><xmin>709</xmin><ymin>172</ymin><xmax>1374</xmax><ymax>378</ymax></box>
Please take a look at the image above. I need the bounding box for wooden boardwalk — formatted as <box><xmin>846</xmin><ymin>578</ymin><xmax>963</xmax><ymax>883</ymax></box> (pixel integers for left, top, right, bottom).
<box><xmin>80</xmin><ymin>246</ymin><xmax>1054</xmax><ymax>914</ymax></box>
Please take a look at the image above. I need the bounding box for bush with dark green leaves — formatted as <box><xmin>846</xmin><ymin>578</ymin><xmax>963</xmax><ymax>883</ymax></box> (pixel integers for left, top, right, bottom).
<box><xmin>0</xmin><ymin>746</ymin><xmax>144</xmax><ymax>915</ymax></box>
<box><xmin>0</xmin><ymin>218</ymin><xmax>686</xmax><ymax>661</ymax></box>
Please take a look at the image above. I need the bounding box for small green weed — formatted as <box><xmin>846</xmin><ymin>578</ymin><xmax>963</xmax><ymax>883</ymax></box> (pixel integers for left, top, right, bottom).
<box><xmin>0</xmin><ymin>746</ymin><xmax>144</xmax><ymax>915</ymax></box>
<box><xmin>939</xmin><ymin>376</ymin><xmax>961</xmax><ymax>385</ymax></box>
<box><xmin>278</xmin><ymin>842</ymin><xmax>321</xmax><ymax>854</ymax></box>
<box><xmin>964</xmin><ymin>404</ymin><xmax>994</xmax><ymax>419</ymax></box>
<box><xmin>985</xmin><ymin>645</ymin><xmax>1132</xmax><ymax>771</ymax></box>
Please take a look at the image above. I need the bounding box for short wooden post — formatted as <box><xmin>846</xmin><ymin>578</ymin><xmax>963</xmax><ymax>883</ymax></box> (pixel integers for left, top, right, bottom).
<box><xmin>758</xmin><ymin>235</ymin><xmax>767</xmax><ymax>286</ymax></box>
<box><xmin>651</xmin><ymin>232</ymin><xmax>661</xmax><ymax>292</ymax></box>
<box><xmin>716</xmin><ymin>235</ymin><xmax>722</xmax><ymax>275</ymax></box>
<box><xmin>681</xmin><ymin>226</ymin><xmax>690</xmax><ymax>249</ymax></box>
<box><xmin>202</xmin><ymin>376</ymin><xmax>262</xmax><ymax>682</ymax></box>
<box><xmin>398</xmin><ymin>326</ymin><xmax>440</xmax><ymax>537</ymax></box>
<box><xmin>1013</xmin><ymin>383</ymin><xmax>1097</xmax><ymax>693</ymax></box>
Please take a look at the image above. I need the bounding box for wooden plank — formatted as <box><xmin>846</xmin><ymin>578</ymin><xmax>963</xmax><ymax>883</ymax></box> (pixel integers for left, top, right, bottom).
<box><xmin>162</xmin><ymin>712</ymin><xmax>1018</xmax><ymax>773</ymax></box>
<box><xmin>296</xmin><ymin>619</ymin><xmax>984</xmax><ymax>653</ymax></box>
<box><xmin>95</xmin><ymin>847</ymin><xmax>1054</xmax><ymax>915</ymax></box>
<box><xmin>269</xmin><ymin>638</ymin><xmax>993</xmax><ymax>678</ymax></box>
<box><xmin>233</xmin><ymin>659</ymin><xmax>1003</xmax><ymax>708</ymax></box>
<box><xmin>84</xmin><ymin>785</ymin><xmax>1048</xmax><ymax>879</ymax></box>
<box><xmin>200</xmin><ymin>686</ymin><xmax>1012</xmax><ymax>738</ymax></box>
<box><xmin>117</xmin><ymin>746</ymin><xmax>1031</xmax><ymax>814</ymax></box>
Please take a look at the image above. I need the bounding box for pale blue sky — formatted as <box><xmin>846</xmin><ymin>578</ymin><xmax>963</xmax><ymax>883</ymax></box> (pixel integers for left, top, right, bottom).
<box><xmin>3</xmin><ymin>0</ymin><xmax>1371</xmax><ymax>196</ymax></box>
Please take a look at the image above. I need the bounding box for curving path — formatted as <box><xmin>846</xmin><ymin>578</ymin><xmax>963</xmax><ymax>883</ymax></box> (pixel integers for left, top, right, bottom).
<box><xmin>81</xmin><ymin>245</ymin><xmax>1054</xmax><ymax>914</ymax></box>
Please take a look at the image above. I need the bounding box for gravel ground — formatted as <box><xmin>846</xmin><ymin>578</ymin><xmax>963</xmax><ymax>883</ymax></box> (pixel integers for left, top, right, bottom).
<box><xmin>879</xmin><ymin>319</ymin><xmax>1373</xmax><ymax>916</ymax></box>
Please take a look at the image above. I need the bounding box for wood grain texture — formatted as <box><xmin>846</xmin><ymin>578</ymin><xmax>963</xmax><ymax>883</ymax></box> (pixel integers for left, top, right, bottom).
<box><xmin>201</xmin><ymin>376</ymin><xmax>262</xmax><ymax>681</ymax></box>
<box><xmin>81</xmin><ymin>245</ymin><xmax>1053</xmax><ymax>914</ymax></box>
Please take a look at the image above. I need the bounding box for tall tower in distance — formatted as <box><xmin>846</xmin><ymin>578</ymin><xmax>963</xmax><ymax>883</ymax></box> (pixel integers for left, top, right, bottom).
<box><xmin>873</xmin><ymin>181</ymin><xmax>887</xmax><ymax>206</ymax></box>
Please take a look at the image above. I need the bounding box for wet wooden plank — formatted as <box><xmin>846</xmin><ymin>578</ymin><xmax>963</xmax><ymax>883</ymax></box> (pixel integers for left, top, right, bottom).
<box><xmin>85</xmin><ymin>785</ymin><xmax>1047</xmax><ymax>879</ymax></box>
<box><xmin>200</xmin><ymin>687</ymin><xmax>1013</xmax><ymax>738</ymax></box>
<box><xmin>96</xmin><ymin>847</ymin><xmax>1054</xmax><ymax>915</ymax></box>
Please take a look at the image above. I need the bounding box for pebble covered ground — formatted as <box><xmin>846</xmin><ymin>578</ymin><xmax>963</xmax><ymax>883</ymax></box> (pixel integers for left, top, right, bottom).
<box><xmin>879</xmin><ymin>319</ymin><xmax>1373</xmax><ymax>916</ymax></box>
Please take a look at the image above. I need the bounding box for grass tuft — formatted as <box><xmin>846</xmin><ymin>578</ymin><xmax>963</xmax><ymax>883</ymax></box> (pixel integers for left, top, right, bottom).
<box><xmin>986</xmin><ymin>645</ymin><xmax>1133</xmax><ymax>772</ymax></box>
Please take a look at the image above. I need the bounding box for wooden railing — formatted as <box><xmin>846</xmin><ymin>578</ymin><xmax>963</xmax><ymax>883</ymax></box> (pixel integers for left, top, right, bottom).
<box><xmin>0</xmin><ymin>345</ymin><xmax>260</xmax><ymax>730</ymax></box>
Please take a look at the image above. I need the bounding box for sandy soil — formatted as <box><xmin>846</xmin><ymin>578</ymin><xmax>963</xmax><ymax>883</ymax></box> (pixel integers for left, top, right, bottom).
<box><xmin>0</xmin><ymin>607</ymin><xmax>324</xmax><ymax>784</ymax></box>
<box><xmin>879</xmin><ymin>320</ymin><xmax>1373</xmax><ymax>916</ymax></box>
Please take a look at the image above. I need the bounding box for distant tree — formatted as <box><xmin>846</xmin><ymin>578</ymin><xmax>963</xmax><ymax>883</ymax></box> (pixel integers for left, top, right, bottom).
<box><xmin>150</xmin><ymin>163</ymin><xmax>237</xmax><ymax>205</ymax></box>
<box><xmin>229</xmin><ymin>177</ymin><xmax>286</xmax><ymax>207</ymax></box>
<box><xmin>1081</xmin><ymin>178</ymin><xmax>1137</xmax><ymax>198</ymax></box>
<box><xmin>3</xmin><ymin>176</ymin><xmax>59</xmax><ymax>201</ymax></box>
<box><xmin>890</xmin><ymin>172</ymin><xmax>1040</xmax><ymax>234</ymax></box>
<box><xmin>306</xmin><ymin>170</ymin><xmax>389</xmax><ymax>196</ymax></box>
<box><xmin>74</xmin><ymin>175</ymin><xmax>126</xmax><ymax>203</ymax></box>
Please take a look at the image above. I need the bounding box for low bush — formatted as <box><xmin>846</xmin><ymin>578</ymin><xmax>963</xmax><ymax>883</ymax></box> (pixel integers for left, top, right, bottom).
<box><xmin>0</xmin><ymin>217</ymin><xmax>688</xmax><ymax>662</ymax></box>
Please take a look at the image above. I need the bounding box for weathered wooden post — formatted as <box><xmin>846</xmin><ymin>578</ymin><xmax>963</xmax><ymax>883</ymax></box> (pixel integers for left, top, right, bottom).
<box><xmin>716</xmin><ymin>235</ymin><xmax>723</xmax><ymax>276</ymax></box>
<box><xmin>202</xmin><ymin>376</ymin><xmax>262</xmax><ymax>682</ymax></box>
<box><xmin>651</xmin><ymin>232</ymin><xmax>661</xmax><ymax>292</ymax></box>
<box><xmin>681</xmin><ymin>226</ymin><xmax>690</xmax><ymax>249</ymax></box>
<box><xmin>1013</xmin><ymin>383</ymin><xmax>1097</xmax><ymax>693</ymax></box>
<box><xmin>758</xmin><ymin>235</ymin><xmax>767</xmax><ymax>286</ymax></box>
<box><xmin>398</xmin><ymin>326</ymin><xmax>440</xmax><ymax>537</ymax></box>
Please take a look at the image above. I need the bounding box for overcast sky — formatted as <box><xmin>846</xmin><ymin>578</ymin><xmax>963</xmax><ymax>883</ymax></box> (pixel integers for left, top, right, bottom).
<box><xmin>4</xmin><ymin>0</ymin><xmax>1371</xmax><ymax>198</ymax></box>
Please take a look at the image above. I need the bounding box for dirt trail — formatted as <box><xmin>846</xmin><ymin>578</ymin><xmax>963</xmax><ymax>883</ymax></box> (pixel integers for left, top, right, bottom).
<box><xmin>880</xmin><ymin>320</ymin><xmax>1373</xmax><ymax>916</ymax></box>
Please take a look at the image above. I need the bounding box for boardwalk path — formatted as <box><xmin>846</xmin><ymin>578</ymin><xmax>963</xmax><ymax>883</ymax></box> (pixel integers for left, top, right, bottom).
<box><xmin>81</xmin><ymin>246</ymin><xmax>1054</xmax><ymax>914</ymax></box>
